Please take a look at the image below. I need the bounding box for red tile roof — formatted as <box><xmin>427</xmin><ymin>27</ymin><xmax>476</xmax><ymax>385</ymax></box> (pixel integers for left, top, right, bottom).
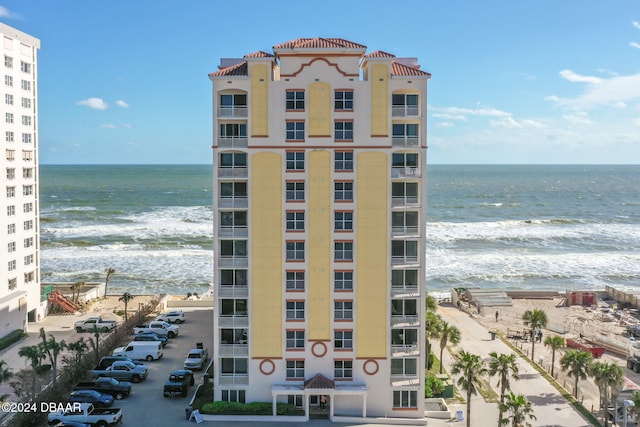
<box><xmin>273</xmin><ymin>37</ymin><xmax>366</xmax><ymax>50</ymax></box>
<box><xmin>392</xmin><ymin>61</ymin><xmax>431</xmax><ymax>77</ymax></box>
<box><xmin>365</xmin><ymin>50</ymin><xmax>396</xmax><ymax>58</ymax></box>
<box><xmin>304</xmin><ymin>373</ymin><xmax>335</xmax><ymax>390</ymax></box>
<box><xmin>244</xmin><ymin>51</ymin><xmax>274</xmax><ymax>58</ymax></box>
<box><xmin>209</xmin><ymin>61</ymin><xmax>248</xmax><ymax>77</ymax></box>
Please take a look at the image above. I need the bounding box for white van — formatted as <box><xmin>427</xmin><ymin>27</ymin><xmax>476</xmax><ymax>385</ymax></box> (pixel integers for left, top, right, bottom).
<box><xmin>113</xmin><ymin>341</ymin><xmax>163</xmax><ymax>362</ymax></box>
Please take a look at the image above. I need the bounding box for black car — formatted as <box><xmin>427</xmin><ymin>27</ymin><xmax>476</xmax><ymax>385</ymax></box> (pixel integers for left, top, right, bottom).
<box><xmin>134</xmin><ymin>332</ymin><xmax>168</xmax><ymax>347</ymax></box>
<box><xmin>68</xmin><ymin>389</ymin><xmax>114</xmax><ymax>408</ymax></box>
<box><xmin>97</xmin><ymin>355</ymin><xmax>145</xmax><ymax>370</ymax></box>
<box><xmin>163</xmin><ymin>369</ymin><xmax>195</xmax><ymax>398</ymax></box>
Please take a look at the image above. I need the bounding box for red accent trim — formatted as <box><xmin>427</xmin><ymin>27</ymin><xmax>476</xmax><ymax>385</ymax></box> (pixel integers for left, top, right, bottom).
<box><xmin>259</xmin><ymin>359</ymin><xmax>276</xmax><ymax>375</ymax></box>
<box><xmin>363</xmin><ymin>359</ymin><xmax>379</xmax><ymax>375</ymax></box>
<box><xmin>311</xmin><ymin>341</ymin><xmax>328</xmax><ymax>357</ymax></box>
<box><xmin>281</xmin><ymin>57</ymin><xmax>358</xmax><ymax>77</ymax></box>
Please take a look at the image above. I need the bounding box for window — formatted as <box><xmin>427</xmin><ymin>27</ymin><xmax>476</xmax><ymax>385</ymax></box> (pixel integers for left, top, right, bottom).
<box><xmin>392</xmin><ymin>93</ymin><xmax>419</xmax><ymax>116</ymax></box>
<box><xmin>21</xmin><ymin>80</ymin><xmax>30</xmax><ymax>91</ymax></box>
<box><xmin>334</xmin><ymin>181</ymin><xmax>353</xmax><ymax>202</ymax></box>
<box><xmin>220</xmin><ymin>211</ymin><xmax>247</xmax><ymax>229</ymax></box>
<box><xmin>393</xmin><ymin>390</ymin><xmax>418</xmax><ymax>408</ymax></box>
<box><xmin>22</xmin><ymin>115</ymin><xmax>31</xmax><ymax>126</ymax></box>
<box><xmin>24</xmin><ymin>237</ymin><xmax>33</xmax><ymax>248</ymax></box>
<box><xmin>219</xmin><ymin>93</ymin><xmax>247</xmax><ymax>113</ymax></box>
<box><xmin>334</xmin><ymin>330</ymin><xmax>353</xmax><ymax>350</ymax></box>
<box><xmin>392</xmin><ymin>123</ymin><xmax>419</xmax><ymax>146</ymax></box>
<box><xmin>286</xmin><ymin>90</ymin><xmax>304</xmax><ymax>110</ymax></box>
<box><xmin>220</xmin><ymin>240</ymin><xmax>247</xmax><ymax>257</ymax></box>
<box><xmin>285</xmin><ymin>182</ymin><xmax>304</xmax><ymax>201</ymax></box>
<box><xmin>219</xmin><ymin>269</ymin><xmax>247</xmax><ymax>287</ymax></box>
<box><xmin>24</xmin><ymin>254</ymin><xmax>33</xmax><ymax>265</ymax></box>
<box><xmin>20</xmin><ymin>61</ymin><xmax>31</xmax><ymax>73</ymax></box>
<box><xmin>7</xmin><ymin>223</ymin><xmax>15</xmax><ymax>234</ymax></box>
<box><xmin>21</xmin><ymin>133</ymin><xmax>31</xmax><ymax>144</ymax></box>
<box><xmin>286</xmin><ymin>301</ymin><xmax>305</xmax><ymax>320</ymax></box>
<box><xmin>4</xmin><ymin>75</ymin><xmax>11</xmax><ymax>86</ymax></box>
<box><xmin>334</xmin><ymin>151</ymin><xmax>353</xmax><ymax>171</ymax></box>
<box><xmin>5</xmin><ymin>94</ymin><xmax>13</xmax><ymax>105</ymax></box>
<box><xmin>286</xmin><ymin>271</ymin><xmax>305</xmax><ymax>290</ymax></box>
<box><xmin>220</xmin><ymin>123</ymin><xmax>247</xmax><ymax>139</ymax></box>
<box><xmin>6</xmin><ymin>149</ymin><xmax>15</xmax><ymax>161</ymax></box>
<box><xmin>220</xmin><ymin>299</ymin><xmax>247</xmax><ymax>316</ymax></box>
<box><xmin>392</xmin><ymin>211</ymin><xmax>419</xmax><ymax>234</ymax></box>
<box><xmin>334</xmin><ymin>271</ymin><xmax>353</xmax><ymax>291</ymax></box>
<box><xmin>7</xmin><ymin>168</ymin><xmax>15</xmax><ymax>179</ymax></box>
<box><xmin>21</xmin><ymin>98</ymin><xmax>31</xmax><ymax>109</ymax></box>
<box><xmin>334</xmin><ymin>211</ymin><xmax>353</xmax><ymax>231</ymax></box>
<box><xmin>391</xmin><ymin>240</ymin><xmax>418</xmax><ymax>263</ymax></box>
<box><xmin>334</xmin><ymin>121</ymin><xmax>353</xmax><ymax>141</ymax></box>
<box><xmin>286</xmin><ymin>330</ymin><xmax>305</xmax><ymax>350</ymax></box>
<box><xmin>23</xmin><ymin>168</ymin><xmax>33</xmax><ymax>179</ymax></box>
<box><xmin>288</xmin><ymin>395</ymin><xmax>303</xmax><ymax>407</ymax></box>
<box><xmin>8</xmin><ymin>260</ymin><xmax>16</xmax><ymax>271</ymax></box>
<box><xmin>6</xmin><ymin>186</ymin><xmax>15</xmax><ymax>197</ymax></box>
<box><xmin>391</xmin><ymin>329</ymin><xmax>418</xmax><ymax>346</ymax></box>
<box><xmin>392</xmin><ymin>299</ymin><xmax>418</xmax><ymax>316</ymax></box>
<box><xmin>24</xmin><ymin>220</ymin><xmax>33</xmax><ymax>230</ymax></box>
<box><xmin>220</xmin><ymin>357</ymin><xmax>248</xmax><ymax>375</ymax></box>
<box><xmin>220</xmin><ymin>329</ymin><xmax>247</xmax><ymax>344</ymax></box>
<box><xmin>221</xmin><ymin>389</ymin><xmax>246</xmax><ymax>403</ymax></box>
<box><xmin>392</xmin><ymin>182</ymin><xmax>418</xmax><ymax>205</ymax></box>
<box><xmin>8</xmin><ymin>278</ymin><xmax>17</xmax><ymax>290</ymax></box>
<box><xmin>22</xmin><ymin>150</ymin><xmax>33</xmax><ymax>161</ymax></box>
<box><xmin>392</xmin><ymin>153</ymin><xmax>418</xmax><ymax>169</ymax></box>
<box><xmin>24</xmin><ymin>272</ymin><xmax>34</xmax><ymax>283</ymax></box>
<box><xmin>7</xmin><ymin>242</ymin><xmax>15</xmax><ymax>252</ymax></box>
<box><xmin>334</xmin><ymin>241</ymin><xmax>353</xmax><ymax>261</ymax></box>
<box><xmin>286</xmin><ymin>360</ymin><xmax>305</xmax><ymax>379</ymax></box>
<box><xmin>220</xmin><ymin>182</ymin><xmax>247</xmax><ymax>198</ymax></box>
<box><xmin>334</xmin><ymin>360</ymin><xmax>353</xmax><ymax>379</ymax></box>
<box><xmin>5</xmin><ymin>113</ymin><xmax>13</xmax><ymax>123</ymax></box>
<box><xmin>219</xmin><ymin>152</ymin><xmax>247</xmax><ymax>168</ymax></box>
<box><xmin>5</xmin><ymin>132</ymin><xmax>14</xmax><ymax>143</ymax></box>
<box><xmin>334</xmin><ymin>301</ymin><xmax>353</xmax><ymax>321</ymax></box>
<box><xmin>4</xmin><ymin>56</ymin><xmax>12</xmax><ymax>68</ymax></box>
<box><xmin>391</xmin><ymin>358</ymin><xmax>418</xmax><ymax>376</ymax></box>
<box><xmin>7</xmin><ymin>205</ymin><xmax>15</xmax><ymax>216</ymax></box>
<box><xmin>286</xmin><ymin>211</ymin><xmax>304</xmax><ymax>231</ymax></box>
<box><xmin>392</xmin><ymin>270</ymin><xmax>418</xmax><ymax>289</ymax></box>
<box><xmin>335</xmin><ymin>90</ymin><xmax>353</xmax><ymax>111</ymax></box>
<box><xmin>286</xmin><ymin>121</ymin><xmax>305</xmax><ymax>141</ymax></box>
<box><xmin>286</xmin><ymin>241</ymin><xmax>305</xmax><ymax>261</ymax></box>
<box><xmin>286</xmin><ymin>151</ymin><xmax>304</xmax><ymax>171</ymax></box>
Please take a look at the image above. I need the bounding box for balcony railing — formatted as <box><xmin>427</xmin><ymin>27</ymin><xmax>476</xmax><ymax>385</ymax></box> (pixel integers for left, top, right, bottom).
<box><xmin>391</xmin><ymin>225</ymin><xmax>420</xmax><ymax>237</ymax></box>
<box><xmin>217</xmin><ymin>257</ymin><xmax>248</xmax><ymax>268</ymax></box>
<box><xmin>392</xmin><ymin>137</ymin><xmax>419</xmax><ymax>148</ymax></box>
<box><xmin>391</xmin><ymin>284</ymin><xmax>420</xmax><ymax>298</ymax></box>
<box><xmin>392</xmin><ymin>167</ymin><xmax>422</xmax><ymax>178</ymax></box>
<box><xmin>217</xmin><ymin>106</ymin><xmax>248</xmax><ymax>118</ymax></box>
<box><xmin>391</xmin><ymin>196</ymin><xmax>419</xmax><ymax>207</ymax></box>
<box><xmin>390</xmin><ymin>315</ymin><xmax>420</xmax><ymax>327</ymax></box>
<box><xmin>218</xmin><ymin>226</ymin><xmax>248</xmax><ymax>238</ymax></box>
<box><xmin>217</xmin><ymin>167</ymin><xmax>248</xmax><ymax>178</ymax></box>
<box><xmin>218</xmin><ymin>197</ymin><xmax>248</xmax><ymax>209</ymax></box>
<box><xmin>392</xmin><ymin>105</ymin><xmax>419</xmax><ymax>117</ymax></box>
<box><xmin>392</xmin><ymin>255</ymin><xmax>420</xmax><ymax>266</ymax></box>
<box><xmin>218</xmin><ymin>375</ymin><xmax>249</xmax><ymax>386</ymax></box>
<box><xmin>217</xmin><ymin>136</ymin><xmax>248</xmax><ymax>148</ymax></box>
<box><xmin>218</xmin><ymin>344</ymin><xmax>248</xmax><ymax>357</ymax></box>
<box><xmin>218</xmin><ymin>316</ymin><xmax>248</xmax><ymax>328</ymax></box>
<box><xmin>390</xmin><ymin>344</ymin><xmax>419</xmax><ymax>357</ymax></box>
<box><xmin>217</xmin><ymin>285</ymin><xmax>248</xmax><ymax>298</ymax></box>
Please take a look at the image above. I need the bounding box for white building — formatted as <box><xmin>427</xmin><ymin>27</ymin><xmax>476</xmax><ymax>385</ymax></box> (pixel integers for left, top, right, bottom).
<box><xmin>0</xmin><ymin>23</ymin><xmax>43</xmax><ymax>338</ymax></box>
<box><xmin>209</xmin><ymin>38</ymin><xmax>430</xmax><ymax>420</ymax></box>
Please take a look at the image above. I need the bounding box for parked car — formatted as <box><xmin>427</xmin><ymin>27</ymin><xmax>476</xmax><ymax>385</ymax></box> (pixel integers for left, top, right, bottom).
<box><xmin>133</xmin><ymin>331</ymin><xmax>168</xmax><ymax>347</ymax></box>
<box><xmin>163</xmin><ymin>369</ymin><xmax>194</xmax><ymax>397</ymax></box>
<box><xmin>91</xmin><ymin>360</ymin><xmax>148</xmax><ymax>383</ymax></box>
<box><xmin>68</xmin><ymin>390</ymin><xmax>114</xmax><ymax>408</ymax></box>
<box><xmin>113</xmin><ymin>341</ymin><xmax>163</xmax><ymax>362</ymax></box>
<box><xmin>184</xmin><ymin>345</ymin><xmax>208</xmax><ymax>371</ymax></box>
<box><xmin>96</xmin><ymin>355</ymin><xmax>144</xmax><ymax>370</ymax></box>
<box><xmin>74</xmin><ymin>377</ymin><xmax>132</xmax><ymax>400</ymax></box>
<box><xmin>156</xmin><ymin>311</ymin><xmax>186</xmax><ymax>324</ymax></box>
<box><xmin>47</xmin><ymin>403</ymin><xmax>122</xmax><ymax>427</ymax></box>
<box><xmin>133</xmin><ymin>321</ymin><xmax>179</xmax><ymax>338</ymax></box>
<box><xmin>50</xmin><ymin>421</ymin><xmax>91</xmax><ymax>427</ymax></box>
<box><xmin>74</xmin><ymin>317</ymin><xmax>117</xmax><ymax>333</ymax></box>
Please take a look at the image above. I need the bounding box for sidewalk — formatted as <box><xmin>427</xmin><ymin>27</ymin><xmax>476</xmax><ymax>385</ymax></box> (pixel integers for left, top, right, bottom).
<box><xmin>427</xmin><ymin>305</ymin><xmax>592</xmax><ymax>427</ymax></box>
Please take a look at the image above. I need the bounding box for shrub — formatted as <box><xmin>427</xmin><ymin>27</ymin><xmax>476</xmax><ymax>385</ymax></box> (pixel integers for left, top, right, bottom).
<box><xmin>201</xmin><ymin>400</ymin><xmax>302</xmax><ymax>416</ymax></box>
<box><xmin>425</xmin><ymin>373</ymin><xmax>445</xmax><ymax>398</ymax></box>
<box><xmin>0</xmin><ymin>329</ymin><xmax>27</xmax><ymax>351</ymax></box>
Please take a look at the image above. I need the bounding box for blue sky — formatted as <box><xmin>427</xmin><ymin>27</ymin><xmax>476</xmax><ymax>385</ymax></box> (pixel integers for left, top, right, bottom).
<box><xmin>1</xmin><ymin>1</ymin><xmax>639</xmax><ymax>164</ymax></box>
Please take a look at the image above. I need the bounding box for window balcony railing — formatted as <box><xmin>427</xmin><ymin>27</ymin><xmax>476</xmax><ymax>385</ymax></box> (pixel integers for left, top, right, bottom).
<box><xmin>390</xmin><ymin>344</ymin><xmax>419</xmax><ymax>357</ymax></box>
<box><xmin>218</xmin><ymin>197</ymin><xmax>248</xmax><ymax>209</ymax></box>
<box><xmin>391</xmin><ymin>196</ymin><xmax>419</xmax><ymax>207</ymax></box>
<box><xmin>391</xmin><ymin>255</ymin><xmax>420</xmax><ymax>266</ymax></box>
<box><xmin>217</xmin><ymin>167</ymin><xmax>248</xmax><ymax>178</ymax></box>
<box><xmin>217</xmin><ymin>136</ymin><xmax>248</xmax><ymax>148</ymax></box>
<box><xmin>391</xmin><ymin>167</ymin><xmax>421</xmax><ymax>178</ymax></box>
<box><xmin>218</xmin><ymin>344</ymin><xmax>249</xmax><ymax>357</ymax></box>
<box><xmin>218</xmin><ymin>315</ymin><xmax>249</xmax><ymax>328</ymax></box>
<box><xmin>392</xmin><ymin>105</ymin><xmax>419</xmax><ymax>117</ymax></box>
<box><xmin>217</xmin><ymin>285</ymin><xmax>248</xmax><ymax>298</ymax></box>
<box><xmin>218</xmin><ymin>226</ymin><xmax>248</xmax><ymax>238</ymax></box>
<box><xmin>391</xmin><ymin>225</ymin><xmax>420</xmax><ymax>237</ymax></box>
<box><xmin>217</xmin><ymin>106</ymin><xmax>248</xmax><ymax>118</ymax></box>
<box><xmin>218</xmin><ymin>375</ymin><xmax>249</xmax><ymax>386</ymax></box>
<box><xmin>217</xmin><ymin>257</ymin><xmax>248</xmax><ymax>268</ymax></box>
<box><xmin>390</xmin><ymin>315</ymin><xmax>420</xmax><ymax>327</ymax></box>
<box><xmin>392</xmin><ymin>137</ymin><xmax>419</xmax><ymax>148</ymax></box>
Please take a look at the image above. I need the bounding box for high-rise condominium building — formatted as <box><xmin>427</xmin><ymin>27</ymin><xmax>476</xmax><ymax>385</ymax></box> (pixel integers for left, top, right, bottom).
<box><xmin>209</xmin><ymin>37</ymin><xmax>429</xmax><ymax>420</ymax></box>
<box><xmin>0</xmin><ymin>23</ymin><xmax>41</xmax><ymax>338</ymax></box>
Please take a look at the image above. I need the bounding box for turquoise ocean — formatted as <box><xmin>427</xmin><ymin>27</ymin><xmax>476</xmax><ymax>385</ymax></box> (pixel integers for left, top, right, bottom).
<box><xmin>39</xmin><ymin>165</ymin><xmax>640</xmax><ymax>296</ymax></box>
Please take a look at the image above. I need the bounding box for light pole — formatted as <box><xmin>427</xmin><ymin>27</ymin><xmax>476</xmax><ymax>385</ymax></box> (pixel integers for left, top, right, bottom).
<box><xmin>623</xmin><ymin>399</ymin><xmax>634</xmax><ymax>427</ymax></box>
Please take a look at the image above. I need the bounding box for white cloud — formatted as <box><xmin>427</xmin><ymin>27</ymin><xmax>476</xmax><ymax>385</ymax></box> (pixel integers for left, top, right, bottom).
<box><xmin>633</xmin><ymin>117</ymin><xmax>640</xmax><ymax>126</ymax></box>
<box><xmin>563</xmin><ymin>113</ymin><xmax>593</xmax><ymax>125</ymax></box>
<box><xmin>433</xmin><ymin>113</ymin><xmax>467</xmax><ymax>121</ymax></box>
<box><xmin>433</xmin><ymin>106</ymin><xmax>511</xmax><ymax>117</ymax></box>
<box><xmin>435</xmin><ymin>122</ymin><xmax>454</xmax><ymax>128</ymax></box>
<box><xmin>0</xmin><ymin>6</ymin><xmax>17</xmax><ymax>18</ymax></box>
<box><xmin>76</xmin><ymin>97</ymin><xmax>108</xmax><ymax>110</ymax></box>
<box><xmin>521</xmin><ymin>72</ymin><xmax>537</xmax><ymax>81</ymax></box>
<box><xmin>100</xmin><ymin>124</ymin><xmax>116</xmax><ymax>129</ymax></box>
<box><xmin>122</xmin><ymin>123</ymin><xmax>132</xmax><ymax>128</ymax></box>
<box><xmin>559</xmin><ymin>69</ymin><xmax>602</xmax><ymax>84</ymax></box>
<box><xmin>633</xmin><ymin>21</ymin><xmax>640</xmax><ymax>30</ymax></box>
<box><xmin>548</xmin><ymin>71</ymin><xmax>640</xmax><ymax>109</ymax></box>
<box><xmin>630</xmin><ymin>42</ymin><xmax>640</xmax><ymax>49</ymax></box>
<box><xmin>115</xmin><ymin>100</ymin><xmax>129</xmax><ymax>108</ymax></box>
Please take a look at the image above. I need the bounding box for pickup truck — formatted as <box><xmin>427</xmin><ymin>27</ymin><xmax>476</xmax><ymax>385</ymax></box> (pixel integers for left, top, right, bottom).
<box><xmin>163</xmin><ymin>369</ymin><xmax>194</xmax><ymax>397</ymax></box>
<box><xmin>156</xmin><ymin>310</ymin><xmax>186</xmax><ymax>324</ymax></box>
<box><xmin>48</xmin><ymin>402</ymin><xmax>123</xmax><ymax>427</ymax></box>
<box><xmin>133</xmin><ymin>320</ymin><xmax>179</xmax><ymax>338</ymax></box>
<box><xmin>91</xmin><ymin>360</ymin><xmax>148</xmax><ymax>383</ymax></box>
<box><xmin>75</xmin><ymin>317</ymin><xmax>117</xmax><ymax>333</ymax></box>
<box><xmin>74</xmin><ymin>377</ymin><xmax>132</xmax><ymax>400</ymax></box>
<box><xmin>184</xmin><ymin>347</ymin><xmax>208</xmax><ymax>371</ymax></box>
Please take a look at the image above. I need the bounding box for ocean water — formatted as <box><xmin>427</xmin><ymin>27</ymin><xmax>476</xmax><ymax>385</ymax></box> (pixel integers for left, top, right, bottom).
<box><xmin>39</xmin><ymin>164</ymin><xmax>640</xmax><ymax>296</ymax></box>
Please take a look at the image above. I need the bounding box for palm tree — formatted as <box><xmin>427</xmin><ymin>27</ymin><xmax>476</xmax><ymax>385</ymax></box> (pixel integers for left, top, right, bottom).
<box><xmin>119</xmin><ymin>292</ymin><xmax>134</xmax><ymax>321</ymax></box>
<box><xmin>70</xmin><ymin>281</ymin><xmax>84</xmax><ymax>304</ymax></box>
<box><xmin>543</xmin><ymin>335</ymin><xmax>565</xmax><ymax>377</ymax></box>
<box><xmin>560</xmin><ymin>349</ymin><xmax>593</xmax><ymax>398</ymax></box>
<box><xmin>439</xmin><ymin>321</ymin><xmax>461</xmax><ymax>374</ymax></box>
<box><xmin>39</xmin><ymin>328</ymin><xmax>66</xmax><ymax>385</ymax></box>
<box><xmin>451</xmin><ymin>350</ymin><xmax>488</xmax><ymax>427</ymax></box>
<box><xmin>66</xmin><ymin>338</ymin><xmax>88</xmax><ymax>375</ymax></box>
<box><xmin>18</xmin><ymin>344</ymin><xmax>46</xmax><ymax>398</ymax></box>
<box><xmin>499</xmin><ymin>392</ymin><xmax>536</xmax><ymax>427</ymax></box>
<box><xmin>488</xmin><ymin>352</ymin><xmax>520</xmax><ymax>427</ymax></box>
<box><xmin>0</xmin><ymin>360</ymin><xmax>11</xmax><ymax>402</ymax></box>
<box><xmin>425</xmin><ymin>311</ymin><xmax>443</xmax><ymax>369</ymax></box>
<box><xmin>104</xmin><ymin>267</ymin><xmax>116</xmax><ymax>298</ymax></box>
<box><xmin>522</xmin><ymin>308</ymin><xmax>548</xmax><ymax>361</ymax></box>
<box><xmin>425</xmin><ymin>294</ymin><xmax>438</xmax><ymax>312</ymax></box>
<box><xmin>589</xmin><ymin>361</ymin><xmax>624</xmax><ymax>427</ymax></box>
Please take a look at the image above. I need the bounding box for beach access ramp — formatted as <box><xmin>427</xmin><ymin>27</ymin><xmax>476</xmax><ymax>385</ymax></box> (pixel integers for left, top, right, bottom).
<box><xmin>467</xmin><ymin>288</ymin><xmax>513</xmax><ymax>307</ymax></box>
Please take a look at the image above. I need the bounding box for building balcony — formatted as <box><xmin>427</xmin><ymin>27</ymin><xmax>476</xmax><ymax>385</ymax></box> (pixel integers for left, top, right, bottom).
<box><xmin>391</xmin><ymin>255</ymin><xmax>419</xmax><ymax>266</ymax></box>
<box><xmin>217</xmin><ymin>106</ymin><xmax>248</xmax><ymax>118</ymax></box>
<box><xmin>218</xmin><ymin>375</ymin><xmax>249</xmax><ymax>386</ymax></box>
<box><xmin>217</xmin><ymin>167</ymin><xmax>248</xmax><ymax>178</ymax></box>
<box><xmin>217</xmin><ymin>285</ymin><xmax>248</xmax><ymax>298</ymax></box>
<box><xmin>217</xmin><ymin>136</ymin><xmax>248</xmax><ymax>149</ymax></box>
<box><xmin>392</xmin><ymin>136</ymin><xmax>419</xmax><ymax>148</ymax></box>
<box><xmin>218</xmin><ymin>344</ymin><xmax>248</xmax><ymax>357</ymax></box>
<box><xmin>390</xmin><ymin>345</ymin><xmax>420</xmax><ymax>357</ymax></box>
<box><xmin>391</xmin><ymin>284</ymin><xmax>420</xmax><ymax>298</ymax></box>
<box><xmin>390</xmin><ymin>315</ymin><xmax>420</xmax><ymax>327</ymax></box>
<box><xmin>391</xmin><ymin>226</ymin><xmax>420</xmax><ymax>237</ymax></box>
<box><xmin>391</xmin><ymin>196</ymin><xmax>420</xmax><ymax>207</ymax></box>
<box><xmin>217</xmin><ymin>256</ymin><xmax>248</xmax><ymax>268</ymax></box>
<box><xmin>218</xmin><ymin>315</ymin><xmax>248</xmax><ymax>328</ymax></box>
<box><xmin>218</xmin><ymin>197</ymin><xmax>248</xmax><ymax>209</ymax></box>
<box><xmin>218</xmin><ymin>226</ymin><xmax>248</xmax><ymax>238</ymax></box>
<box><xmin>392</xmin><ymin>167</ymin><xmax>422</xmax><ymax>179</ymax></box>
<box><xmin>392</xmin><ymin>106</ymin><xmax>419</xmax><ymax>117</ymax></box>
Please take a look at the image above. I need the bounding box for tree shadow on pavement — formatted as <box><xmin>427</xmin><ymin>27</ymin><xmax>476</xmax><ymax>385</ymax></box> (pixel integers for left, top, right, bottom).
<box><xmin>527</xmin><ymin>392</ymin><xmax>571</xmax><ymax>406</ymax></box>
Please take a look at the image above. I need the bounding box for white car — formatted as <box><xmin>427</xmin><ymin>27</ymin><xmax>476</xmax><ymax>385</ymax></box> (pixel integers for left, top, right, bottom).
<box><xmin>156</xmin><ymin>311</ymin><xmax>186</xmax><ymax>324</ymax></box>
